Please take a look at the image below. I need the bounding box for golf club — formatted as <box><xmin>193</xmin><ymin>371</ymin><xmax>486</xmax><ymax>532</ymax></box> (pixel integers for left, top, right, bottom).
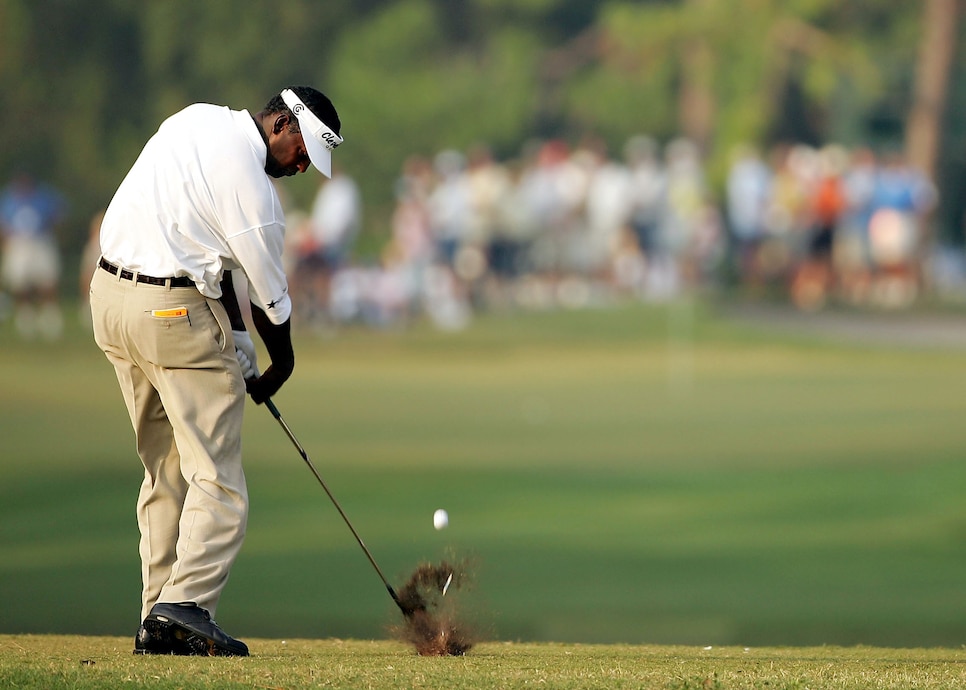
<box><xmin>264</xmin><ymin>397</ymin><xmax>415</xmax><ymax>618</ymax></box>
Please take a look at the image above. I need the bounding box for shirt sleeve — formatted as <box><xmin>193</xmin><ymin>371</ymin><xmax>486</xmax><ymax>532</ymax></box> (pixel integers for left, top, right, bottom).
<box><xmin>226</xmin><ymin>222</ymin><xmax>292</xmax><ymax>325</ymax></box>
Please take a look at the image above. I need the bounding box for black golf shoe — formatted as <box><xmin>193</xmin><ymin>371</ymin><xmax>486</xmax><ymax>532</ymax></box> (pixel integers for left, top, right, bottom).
<box><xmin>143</xmin><ymin>603</ymin><xmax>249</xmax><ymax>657</ymax></box>
<box><xmin>133</xmin><ymin>619</ymin><xmax>190</xmax><ymax>655</ymax></box>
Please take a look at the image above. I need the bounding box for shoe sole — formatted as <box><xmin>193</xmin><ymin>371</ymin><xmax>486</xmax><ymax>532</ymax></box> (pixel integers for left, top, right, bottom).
<box><xmin>133</xmin><ymin>620</ymin><xmax>191</xmax><ymax>656</ymax></box>
<box><xmin>171</xmin><ymin>625</ymin><xmax>245</xmax><ymax>657</ymax></box>
<box><xmin>146</xmin><ymin>614</ymin><xmax>249</xmax><ymax>657</ymax></box>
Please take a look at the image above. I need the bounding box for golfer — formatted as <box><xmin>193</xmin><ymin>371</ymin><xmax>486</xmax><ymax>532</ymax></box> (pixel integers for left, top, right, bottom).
<box><xmin>90</xmin><ymin>86</ymin><xmax>342</xmax><ymax>656</ymax></box>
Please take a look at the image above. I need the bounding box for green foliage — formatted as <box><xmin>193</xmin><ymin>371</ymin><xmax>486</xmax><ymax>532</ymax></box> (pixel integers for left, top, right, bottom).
<box><xmin>0</xmin><ymin>2</ymin><xmax>948</xmax><ymax>256</ymax></box>
<box><xmin>563</xmin><ymin>63</ymin><xmax>677</xmax><ymax>148</ymax></box>
<box><xmin>583</xmin><ymin>0</ymin><xmax>911</xmax><ymax>192</ymax></box>
<box><xmin>331</xmin><ymin>0</ymin><xmax>542</xmax><ymax>209</ymax></box>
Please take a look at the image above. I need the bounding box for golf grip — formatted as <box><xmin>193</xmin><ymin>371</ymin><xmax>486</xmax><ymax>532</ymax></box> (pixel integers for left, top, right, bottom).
<box><xmin>263</xmin><ymin>397</ymin><xmax>407</xmax><ymax>613</ymax></box>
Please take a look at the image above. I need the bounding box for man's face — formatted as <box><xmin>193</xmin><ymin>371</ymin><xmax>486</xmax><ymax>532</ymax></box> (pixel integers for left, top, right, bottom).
<box><xmin>264</xmin><ymin>116</ymin><xmax>312</xmax><ymax>178</ymax></box>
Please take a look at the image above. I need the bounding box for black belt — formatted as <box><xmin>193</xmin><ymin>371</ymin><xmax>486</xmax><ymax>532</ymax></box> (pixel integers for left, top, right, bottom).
<box><xmin>99</xmin><ymin>257</ymin><xmax>194</xmax><ymax>288</ymax></box>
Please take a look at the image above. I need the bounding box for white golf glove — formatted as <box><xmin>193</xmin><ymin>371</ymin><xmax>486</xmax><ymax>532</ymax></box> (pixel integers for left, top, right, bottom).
<box><xmin>232</xmin><ymin>329</ymin><xmax>260</xmax><ymax>380</ymax></box>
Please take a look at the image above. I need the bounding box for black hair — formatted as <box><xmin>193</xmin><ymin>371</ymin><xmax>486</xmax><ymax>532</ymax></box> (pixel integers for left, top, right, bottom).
<box><xmin>264</xmin><ymin>86</ymin><xmax>341</xmax><ymax>136</ymax></box>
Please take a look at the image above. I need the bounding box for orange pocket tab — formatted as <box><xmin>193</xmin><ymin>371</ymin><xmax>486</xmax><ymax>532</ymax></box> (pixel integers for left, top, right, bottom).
<box><xmin>150</xmin><ymin>307</ymin><xmax>189</xmax><ymax>319</ymax></box>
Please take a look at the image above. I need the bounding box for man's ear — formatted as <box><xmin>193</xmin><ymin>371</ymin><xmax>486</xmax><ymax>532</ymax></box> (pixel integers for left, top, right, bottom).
<box><xmin>272</xmin><ymin>113</ymin><xmax>291</xmax><ymax>135</ymax></box>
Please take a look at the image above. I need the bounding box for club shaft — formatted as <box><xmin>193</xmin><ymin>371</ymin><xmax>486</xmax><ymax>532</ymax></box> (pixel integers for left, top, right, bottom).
<box><xmin>264</xmin><ymin>398</ymin><xmax>405</xmax><ymax>611</ymax></box>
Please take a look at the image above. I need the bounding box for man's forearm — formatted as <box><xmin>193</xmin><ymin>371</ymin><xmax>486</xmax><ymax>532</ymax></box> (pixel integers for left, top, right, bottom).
<box><xmin>250</xmin><ymin>303</ymin><xmax>294</xmax><ymax>372</ymax></box>
<box><xmin>219</xmin><ymin>271</ymin><xmax>248</xmax><ymax>331</ymax></box>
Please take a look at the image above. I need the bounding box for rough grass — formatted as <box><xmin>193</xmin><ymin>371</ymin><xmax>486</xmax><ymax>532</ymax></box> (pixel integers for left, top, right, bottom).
<box><xmin>2</xmin><ymin>635</ymin><xmax>966</xmax><ymax>690</ymax></box>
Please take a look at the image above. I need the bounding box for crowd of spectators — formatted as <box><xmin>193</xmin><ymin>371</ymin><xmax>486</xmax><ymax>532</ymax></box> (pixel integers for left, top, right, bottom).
<box><xmin>727</xmin><ymin>142</ymin><xmax>937</xmax><ymax>312</ymax></box>
<box><xmin>287</xmin><ymin>135</ymin><xmax>940</xmax><ymax>331</ymax></box>
<box><xmin>0</xmin><ymin>134</ymin><xmax>942</xmax><ymax>340</ymax></box>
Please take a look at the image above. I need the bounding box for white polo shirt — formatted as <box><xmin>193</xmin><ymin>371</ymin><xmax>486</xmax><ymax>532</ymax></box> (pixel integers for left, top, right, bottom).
<box><xmin>100</xmin><ymin>103</ymin><xmax>292</xmax><ymax>324</ymax></box>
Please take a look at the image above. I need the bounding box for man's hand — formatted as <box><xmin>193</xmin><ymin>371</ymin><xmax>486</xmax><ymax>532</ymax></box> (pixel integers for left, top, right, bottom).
<box><xmin>245</xmin><ymin>364</ymin><xmax>293</xmax><ymax>404</ymax></box>
<box><xmin>232</xmin><ymin>330</ymin><xmax>259</xmax><ymax>380</ymax></box>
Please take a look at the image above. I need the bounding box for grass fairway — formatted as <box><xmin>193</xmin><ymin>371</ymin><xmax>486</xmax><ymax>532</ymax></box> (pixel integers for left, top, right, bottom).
<box><xmin>3</xmin><ymin>635</ymin><xmax>966</xmax><ymax>689</ymax></box>
<box><xmin>3</xmin><ymin>300</ymin><xmax>966</xmax><ymax>656</ymax></box>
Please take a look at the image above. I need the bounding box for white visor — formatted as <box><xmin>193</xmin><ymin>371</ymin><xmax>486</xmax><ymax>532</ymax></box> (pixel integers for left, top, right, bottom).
<box><xmin>280</xmin><ymin>88</ymin><xmax>343</xmax><ymax>177</ymax></box>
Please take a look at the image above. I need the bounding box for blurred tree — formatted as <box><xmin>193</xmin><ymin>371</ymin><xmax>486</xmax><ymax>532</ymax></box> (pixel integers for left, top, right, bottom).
<box><xmin>328</xmin><ymin>0</ymin><xmax>545</xmax><ymax>246</ymax></box>
<box><xmin>0</xmin><ymin>0</ymin><xmax>146</xmax><ymax>259</ymax></box>
<box><xmin>677</xmin><ymin>0</ymin><xmax>716</xmax><ymax>155</ymax></box>
<box><xmin>905</xmin><ymin>0</ymin><xmax>958</xmax><ymax>187</ymax></box>
<box><xmin>567</xmin><ymin>0</ymin><xmax>895</xmax><ymax>188</ymax></box>
<box><xmin>0</xmin><ymin>0</ymin><xmax>962</xmax><ymax>265</ymax></box>
<box><xmin>139</xmin><ymin>1</ymin><xmax>358</xmax><ymax>118</ymax></box>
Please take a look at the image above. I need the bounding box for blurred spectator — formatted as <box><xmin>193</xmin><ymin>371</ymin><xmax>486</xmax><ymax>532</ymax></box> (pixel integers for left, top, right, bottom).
<box><xmin>463</xmin><ymin>144</ymin><xmax>511</xmax><ymax>304</ymax></box>
<box><xmin>553</xmin><ymin>142</ymin><xmax>594</xmax><ymax>287</ymax></box>
<box><xmin>836</xmin><ymin>147</ymin><xmax>878</xmax><ymax>304</ymax></box>
<box><xmin>791</xmin><ymin>145</ymin><xmax>849</xmax><ymax>311</ymax></box>
<box><xmin>582</xmin><ymin>137</ymin><xmax>632</xmax><ymax>286</ymax></box>
<box><xmin>427</xmin><ymin>149</ymin><xmax>470</xmax><ymax>269</ymax></box>
<box><xmin>295</xmin><ymin>167</ymin><xmax>361</xmax><ymax>326</ymax></box>
<box><xmin>754</xmin><ymin>144</ymin><xmax>812</xmax><ymax>286</ymax></box>
<box><xmin>387</xmin><ymin>156</ymin><xmax>436</xmax><ymax>323</ymax></box>
<box><xmin>524</xmin><ymin>140</ymin><xmax>584</xmax><ymax>289</ymax></box>
<box><xmin>725</xmin><ymin>143</ymin><xmax>771</xmax><ymax>287</ymax></box>
<box><xmin>842</xmin><ymin>147</ymin><xmax>878</xmax><ymax>244</ymax></box>
<box><xmin>0</xmin><ymin>173</ymin><xmax>67</xmax><ymax>340</ymax></box>
<box><xmin>865</xmin><ymin>150</ymin><xmax>937</xmax><ymax>307</ymax></box>
<box><xmin>658</xmin><ymin>138</ymin><xmax>719</xmax><ymax>297</ymax></box>
<box><xmin>490</xmin><ymin>157</ymin><xmax>537</xmax><ymax>304</ymax></box>
<box><xmin>624</xmin><ymin>135</ymin><xmax>666</xmax><ymax>264</ymax></box>
<box><xmin>511</xmin><ymin>140</ymin><xmax>561</xmax><ymax>308</ymax></box>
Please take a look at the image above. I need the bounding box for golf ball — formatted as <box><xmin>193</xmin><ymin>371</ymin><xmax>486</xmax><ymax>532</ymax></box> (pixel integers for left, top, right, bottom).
<box><xmin>433</xmin><ymin>509</ymin><xmax>449</xmax><ymax>530</ymax></box>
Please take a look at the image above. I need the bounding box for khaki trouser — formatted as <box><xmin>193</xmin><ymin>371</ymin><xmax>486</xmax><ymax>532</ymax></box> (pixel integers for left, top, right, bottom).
<box><xmin>90</xmin><ymin>267</ymin><xmax>248</xmax><ymax>622</ymax></box>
